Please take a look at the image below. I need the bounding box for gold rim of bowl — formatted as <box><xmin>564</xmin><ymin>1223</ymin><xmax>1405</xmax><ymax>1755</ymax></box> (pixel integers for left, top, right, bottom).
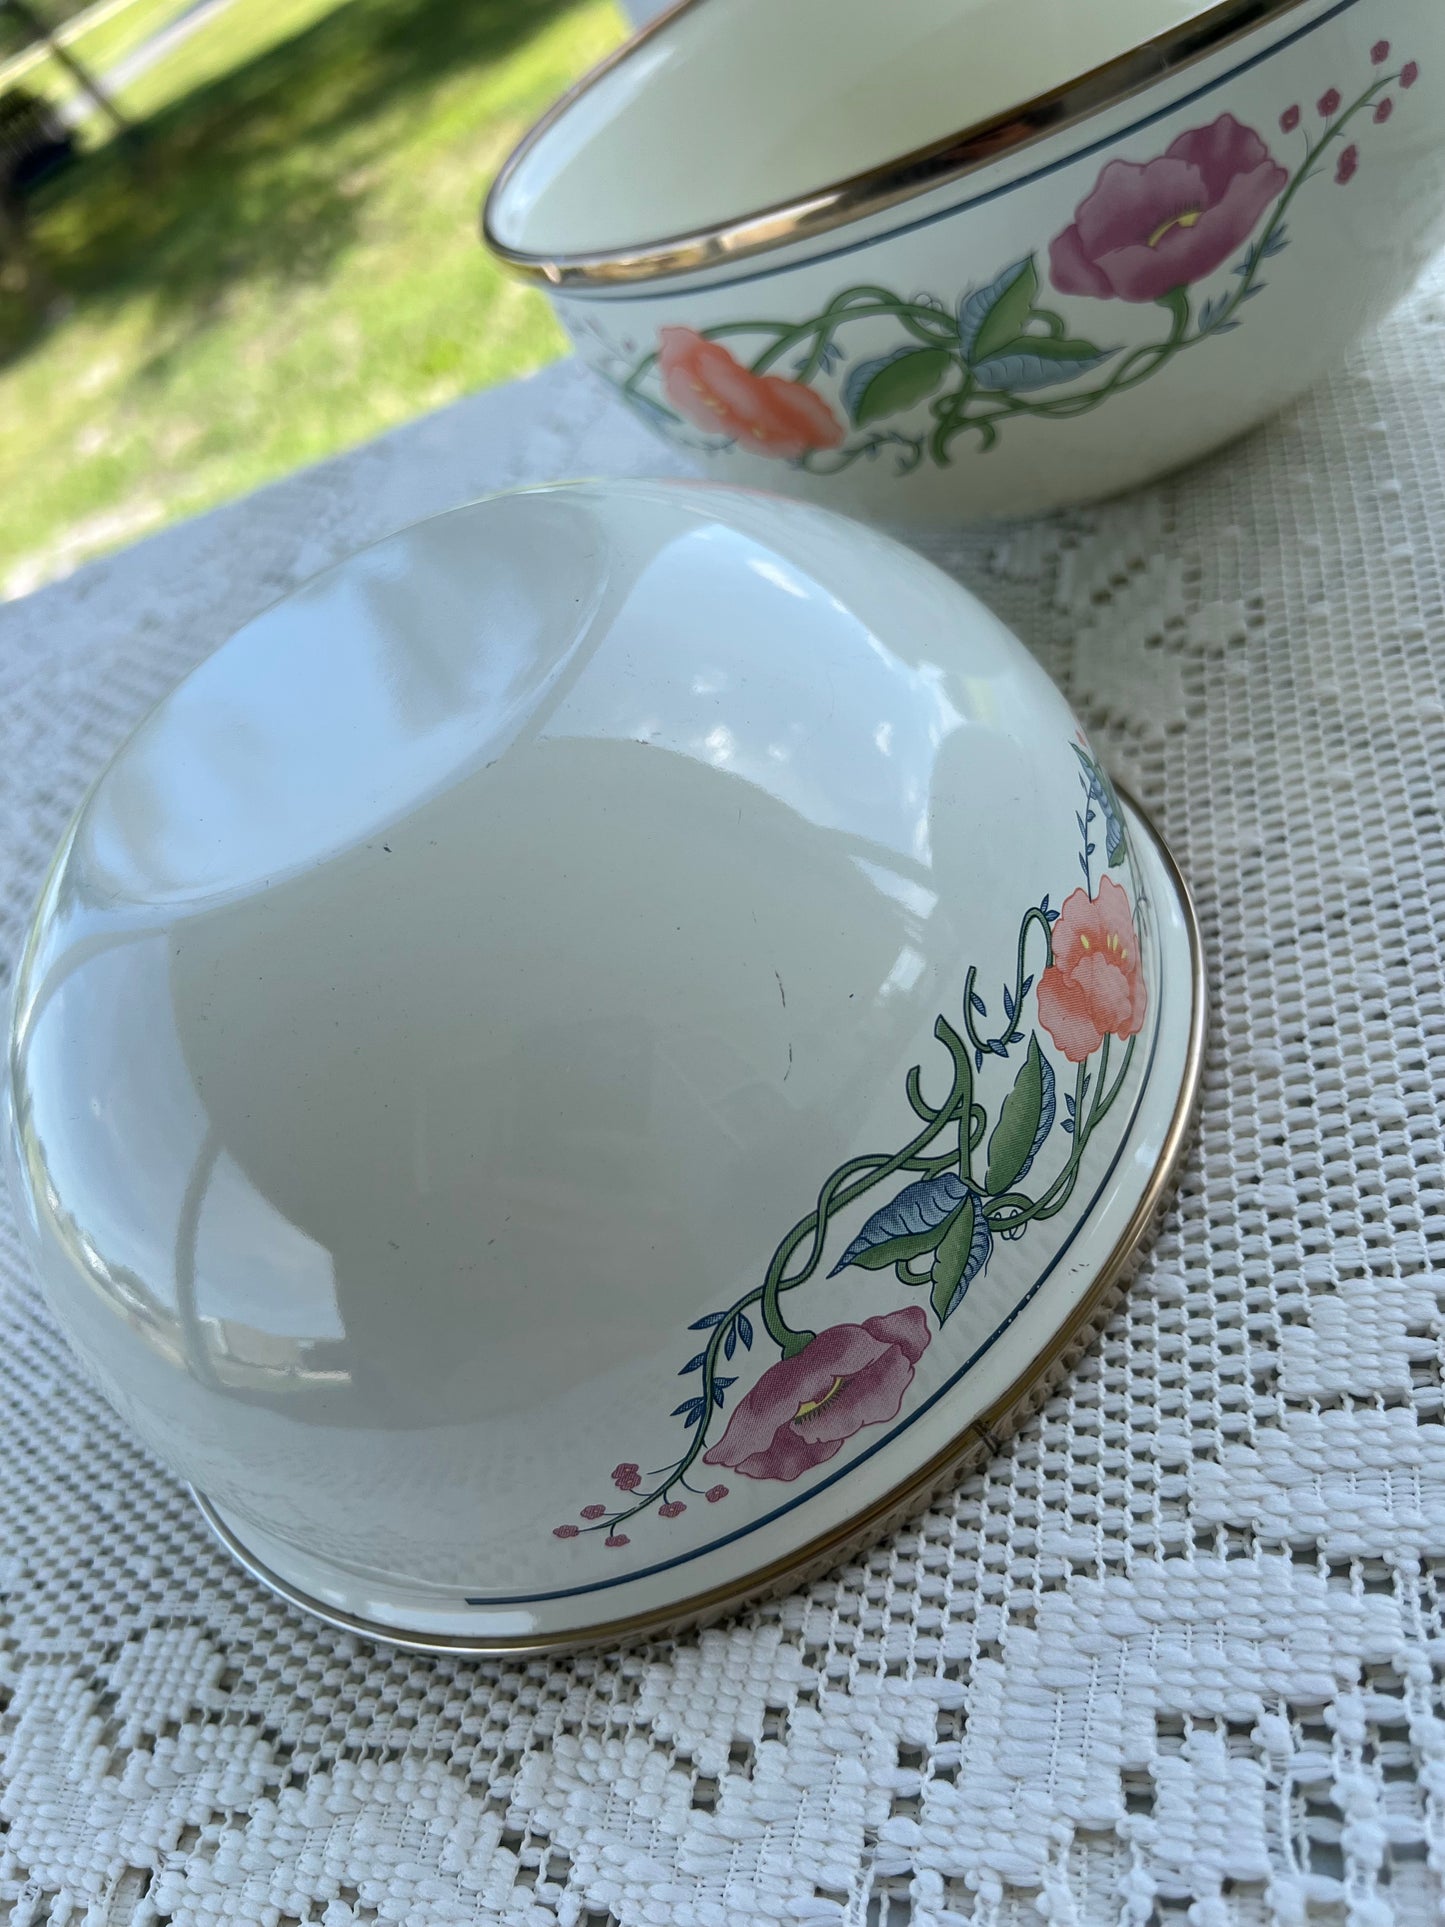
<box><xmin>191</xmin><ymin>784</ymin><xmax>1208</xmax><ymax>1659</ymax></box>
<box><xmin>483</xmin><ymin>0</ymin><xmax>1317</xmax><ymax>290</ymax></box>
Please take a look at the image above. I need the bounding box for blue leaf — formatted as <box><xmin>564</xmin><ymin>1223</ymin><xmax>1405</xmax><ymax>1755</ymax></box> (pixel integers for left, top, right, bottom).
<box><xmin>724</xmin><ymin>1327</ymin><xmax>736</xmax><ymax>1361</ymax></box>
<box><xmin>990</xmin><ymin>1039</ymin><xmax>1009</xmax><ymax>1058</ymax></box>
<box><xmin>1076</xmin><ymin>812</ymin><xmax>1088</xmax><ymax>835</ymax></box>
<box><xmin>1262</xmin><ymin>225</ymin><xmax>1289</xmax><ymax>258</ymax></box>
<box><xmin>1039</xmin><ymin>895</ymin><xmax>1051</xmax><ymax>915</ymax></box>
<box><xmin>1080</xmin><ymin>854</ymin><xmax>1090</xmax><ymax>876</ymax></box>
<box><xmin>1061</xmin><ymin>1117</ymin><xmax>1075</xmax><ymax>1135</ymax></box>
<box><xmin>678</xmin><ymin>1352</ymin><xmax>707</xmax><ymax>1375</ymax></box>
<box><xmin>972</xmin><ymin>343</ymin><xmax>1117</xmax><ymax>392</ymax></box>
<box><xmin>737</xmin><ymin>1312</ymin><xmax>753</xmax><ymax>1350</ymax></box>
<box><xmin>957</xmin><ymin>258</ymin><xmax>1036</xmax><ymax>359</ymax></box>
<box><xmin>1046</xmin><ymin>907</ymin><xmax>1060</xmax><ymax>925</ymax></box>
<box><xmin>689</xmin><ymin>1309</ymin><xmax>727</xmax><ymax>1330</ymax></box>
<box><xmin>1003</xmin><ymin>985</ymin><xmax>1016</xmax><ymax>1023</ymax></box>
<box><xmin>1064</xmin><ymin>1093</ymin><xmax>1077</xmax><ymax>1116</ymax></box>
<box><xmin>970</xmin><ymin>990</ymin><xmax>987</xmax><ymax>1017</ymax></box>
<box><xmin>829</xmin><ymin>1170</ymin><xmax>970</xmax><ymax>1276</ymax></box>
<box><xmin>1212</xmin><ymin>320</ymin><xmax>1242</xmax><ymax>335</ymax></box>
<box><xmin>672</xmin><ymin>1398</ymin><xmax>706</xmax><ymax>1425</ymax></box>
<box><xmin>975</xmin><ymin>1050</ymin><xmax>986</xmax><ymax>1072</ymax></box>
<box><xmin>1072</xmin><ymin>746</ymin><xmax>1127</xmax><ymax>866</ymax></box>
<box><xmin>1021</xmin><ymin>975</ymin><xmax>1033</xmax><ymax>997</ymax></box>
<box><xmin>712</xmin><ymin>1377</ymin><xmax>737</xmax><ymax>1406</ymax></box>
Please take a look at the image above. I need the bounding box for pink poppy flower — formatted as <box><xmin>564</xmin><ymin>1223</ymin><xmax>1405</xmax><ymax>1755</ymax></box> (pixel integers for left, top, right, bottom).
<box><xmin>1036</xmin><ymin>878</ymin><xmax>1148</xmax><ymax>1064</ymax></box>
<box><xmin>704</xmin><ymin>1308</ymin><xmax>930</xmax><ymax>1482</ymax></box>
<box><xmin>658</xmin><ymin>327</ymin><xmax>844</xmax><ymax>458</ymax></box>
<box><xmin>1049</xmin><ymin>115</ymin><xmax>1289</xmax><ymax>303</ymax></box>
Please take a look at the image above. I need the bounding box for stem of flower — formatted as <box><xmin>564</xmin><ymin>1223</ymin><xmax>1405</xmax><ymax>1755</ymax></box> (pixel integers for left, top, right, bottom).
<box><xmin>757</xmin><ymin>1015</ymin><xmax>975</xmax><ymax>1353</ymax></box>
<box><xmin>962</xmin><ymin>906</ymin><xmax>1056</xmax><ymax>1060</ymax></box>
<box><xmin>983</xmin><ymin>1033</ymin><xmax>1138</xmax><ymax>1236</ymax></box>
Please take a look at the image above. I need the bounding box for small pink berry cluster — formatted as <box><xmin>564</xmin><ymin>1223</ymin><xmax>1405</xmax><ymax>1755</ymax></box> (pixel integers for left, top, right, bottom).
<box><xmin>552</xmin><ymin>1463</ymin><xmax>730</xmax><ymax>1543</ymax></box>
<box><xmin>1280</xmin><ymin>43</ymin><xmax>1418</xmax><ymax>187</ymax></box>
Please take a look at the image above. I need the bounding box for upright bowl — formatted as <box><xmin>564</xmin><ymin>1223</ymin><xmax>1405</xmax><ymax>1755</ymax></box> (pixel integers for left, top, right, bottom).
<box><xmin>6</xmin><ymin>480</ymin><xmax>1203</xmax><ymax>1653</ymax></box>
<box><xmin>486</xmin><ymin>0</ymin><xmax>1444</xmax><ymax>521</ymax></box>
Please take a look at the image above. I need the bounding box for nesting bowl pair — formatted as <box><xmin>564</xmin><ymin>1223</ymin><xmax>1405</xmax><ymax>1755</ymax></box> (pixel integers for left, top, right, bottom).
<box><xmin>17</xmin><ymin>0</ymin><xmax>1439</xmax><ymax>1653</ymax></box>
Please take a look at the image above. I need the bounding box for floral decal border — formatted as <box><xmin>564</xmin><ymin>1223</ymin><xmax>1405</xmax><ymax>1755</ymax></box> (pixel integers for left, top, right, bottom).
<box><xmin>553</xmin><ymin>742</ymin><xmax>1149</xmax><ymax>1549</ymax></box>
<box><xmin>586</xmin><ymin>45</ymin><xmax>1418</xmax><ymax>476</ymax></box>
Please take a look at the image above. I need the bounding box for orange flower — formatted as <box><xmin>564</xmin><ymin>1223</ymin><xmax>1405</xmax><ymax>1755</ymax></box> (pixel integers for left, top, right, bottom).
<box><xmin>1036</xmin><ymin>877</ymin><xmax>1148</xmax><ymax>1063</ymax></box>
<box><xmin>658</xmin><ymin>326</ymin><xmax>844</xmax><ymax>458</ymax></box>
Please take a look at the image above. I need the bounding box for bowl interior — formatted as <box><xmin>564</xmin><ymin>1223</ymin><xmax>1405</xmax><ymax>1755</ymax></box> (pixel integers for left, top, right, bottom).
<box><xmin>490</xmin><ymin>0</ymin><xmax>1225</xmax><ymax>259</ymax></box>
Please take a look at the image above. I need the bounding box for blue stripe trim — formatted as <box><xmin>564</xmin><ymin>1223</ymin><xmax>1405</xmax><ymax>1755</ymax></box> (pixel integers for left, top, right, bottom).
<box><xmin>467</xmin><ymin>980</ymin><xmax>1164</xmax><ymax>1608</ymax></box>
<box><xmin>558</xmin><ymin>0</ymin><xmax>1366</xmax><ymax>306</ymax></box>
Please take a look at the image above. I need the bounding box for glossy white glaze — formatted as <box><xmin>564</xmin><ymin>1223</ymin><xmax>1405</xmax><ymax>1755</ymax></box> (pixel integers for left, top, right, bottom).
<box><xmin>5</xmin><ymin>481</ymin><xmax>1199</xmax><ymax>1646</ymax></box>
<box><xmin>488</xmin><ymin>0</ymin><xmax>1445</xmax><ymax>521</ymax></box>
<box><xmin>492</xmin><ymin>0</ymin><xmax>1222</xmax><ymax>255</ymax></box>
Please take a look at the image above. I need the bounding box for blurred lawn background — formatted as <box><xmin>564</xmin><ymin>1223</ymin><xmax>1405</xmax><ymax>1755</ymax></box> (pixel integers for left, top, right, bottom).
<box><xmin>0</xmin><ymin>0</ymin><xmax>627</xmax><ymax>597</ymax></box>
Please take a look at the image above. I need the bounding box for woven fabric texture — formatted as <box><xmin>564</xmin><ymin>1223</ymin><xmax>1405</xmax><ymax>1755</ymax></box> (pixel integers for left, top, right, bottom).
<box><xmin>3</xmin><ymin>251</ymin><xmax>1445</xmax><ymax>1927</ymax></box>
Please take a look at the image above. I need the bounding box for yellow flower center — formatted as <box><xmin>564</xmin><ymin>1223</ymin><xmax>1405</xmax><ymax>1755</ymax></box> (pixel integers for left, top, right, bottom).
<box><xmin>1079</xmin><ymin>931</ymin><xmax>1129</xmax><ymax>963</ymax></box>
<box><xmin>794</xmin><ymin>1376</ymin><xmax>847</xmax><ymax>1424</ymax></box>
<box><xmin>1148</xmin><ymin>207</ymin><xmax>1202</xmax><ymax>248</ymax></box>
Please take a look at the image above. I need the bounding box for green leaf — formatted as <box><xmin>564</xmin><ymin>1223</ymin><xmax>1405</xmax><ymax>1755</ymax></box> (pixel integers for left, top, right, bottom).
<box><xmin>843</xmin><ymin>346</ymin><xmax>953</xmax><ymax>427</ymax></box>
<box><xmin>972</xmin><ymin>258</ymin><xmax>1039</xmax><ymax>361</ymax></box>
<box><xmin>958</xmin><ymin>258</ymin><xmax>1039</xmax><ymax>361</ymax></box>
<box><xmin>849</xmin><ymin>1224</ymin><xmax>952</xmax><ymax>1271</ymax></box>
<box><xmin>930</xmin><ymin>1196</ymin><xmax>976</xmax><ymax>1324</ymax></box>
<box><xmin>986</xmin><ymin>1035</ymin><xmax>1049</xmax><ymax>1194</ymax></box>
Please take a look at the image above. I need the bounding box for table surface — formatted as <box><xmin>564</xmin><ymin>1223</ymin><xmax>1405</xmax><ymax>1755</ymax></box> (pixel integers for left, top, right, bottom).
<box><xmin>3</xmin><ymin>253</ymin><xmax>1445</xmax><ymax>1927</ymax></box>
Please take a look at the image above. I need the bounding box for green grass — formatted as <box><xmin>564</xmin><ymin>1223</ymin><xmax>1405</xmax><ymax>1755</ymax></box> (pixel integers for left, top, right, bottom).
<box><xmin>0</xmin><ymin>0</ymin><xmax>625</xmax><ymax>595</ymax></box>
<box><xmin>2</xmin><ymin>0</ymin><xmax>230</xmax><ymax>108</ymax></box>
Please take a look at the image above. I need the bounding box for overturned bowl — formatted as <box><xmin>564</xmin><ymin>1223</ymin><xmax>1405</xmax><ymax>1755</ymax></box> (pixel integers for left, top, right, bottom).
<box><xmin>485</xmin><ymin>0</ymin><xmax>1444</xmax><ymax>522</ymax></box>
<box><xmin>5</xmin><ymin>480</ymin><xmax>1203</xmax><ymax>1653</ymax></box>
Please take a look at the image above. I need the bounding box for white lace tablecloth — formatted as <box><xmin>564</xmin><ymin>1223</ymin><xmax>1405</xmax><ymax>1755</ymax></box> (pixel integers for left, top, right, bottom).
<box><xmin>4</xmin><ymin>248</ymin><xmax>1445</xmax><ymax>1927</ymax></box>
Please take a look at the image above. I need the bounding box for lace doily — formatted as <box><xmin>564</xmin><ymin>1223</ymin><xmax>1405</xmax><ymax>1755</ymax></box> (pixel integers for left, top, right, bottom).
<box><xmin>3</xmin><ymin>247</ymin><xmax>1445</xmax><ymax>1926</ymax></box>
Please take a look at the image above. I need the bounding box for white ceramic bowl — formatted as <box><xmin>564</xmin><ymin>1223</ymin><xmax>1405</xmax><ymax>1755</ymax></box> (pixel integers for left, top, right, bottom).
<box><xmin>5</xmin><ymin>480</ymin><xmax>1203</xmax><ymax>1652</ymax></box>
<box><xmin>486</xmin><ymin>0</ymin><xmax>1444</xmax><ymax>522</ymax></box>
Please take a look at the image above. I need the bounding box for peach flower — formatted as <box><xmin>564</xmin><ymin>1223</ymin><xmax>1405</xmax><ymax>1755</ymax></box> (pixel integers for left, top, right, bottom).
<box><xmin>658</xmin><ymin>327</ymin><xmax>844</xmax><ymax>458</ymax></box>
<box><xmin>1036</xmin><ymin>877</ymin><xmax>1148</xmax><ymax>1062</ymax></box>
